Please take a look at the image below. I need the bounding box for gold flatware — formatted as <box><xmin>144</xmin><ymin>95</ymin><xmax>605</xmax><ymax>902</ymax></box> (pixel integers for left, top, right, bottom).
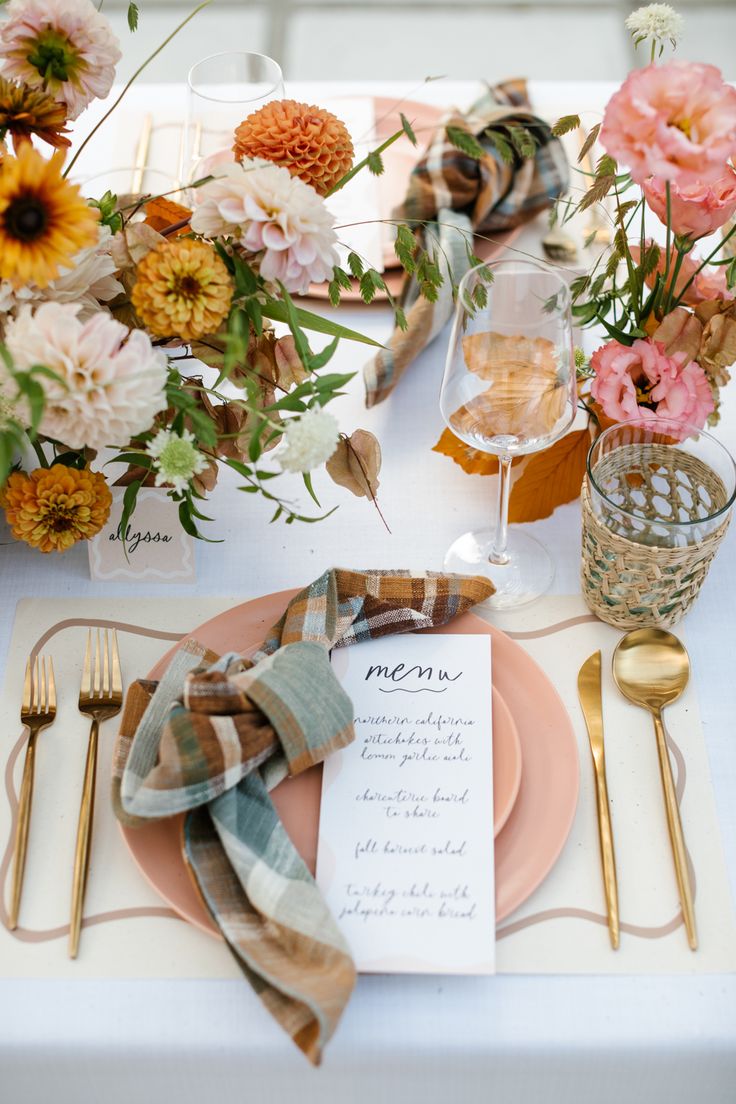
<box><xmin>613</xmin><ymin>628</ymin><xmax>697</xmax><ymax>950</ymax></box>
<box><xmin>130</xmin><ymin>113</ymin><xmax>153</xmax><ymax>194</ymax></box>
<box><xmin>577</xmin><ymin>650</ymin><xmax>620</xmax><ymax>949</ymax></box>
<box><xmin>8</xmin><ymin>655</ymin><xmax>56</xmax><ymax>929</ymax></box>
<box><xmin>69</xmin><ymin>629</ymin><xmax>123</xmax><ymax>958</ymax></box>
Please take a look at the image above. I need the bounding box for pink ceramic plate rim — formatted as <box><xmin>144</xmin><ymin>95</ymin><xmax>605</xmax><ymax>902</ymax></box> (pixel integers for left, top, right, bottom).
<box><xmin>121</xmin><ymin>590</ymin><xmax>578</xmax><ymax>933</ymax></box>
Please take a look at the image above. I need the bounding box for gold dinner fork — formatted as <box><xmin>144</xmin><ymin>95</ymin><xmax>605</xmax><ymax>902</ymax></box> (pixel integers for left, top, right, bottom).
<box><xmin>69</xmin><ymin>629</ymin><xmax>123</xmax><ymax>958</ymax></box>
<box><xmin>8</xmin><ymin>655</ymin><xmax>56</xmax><ymax>929</ymax></box>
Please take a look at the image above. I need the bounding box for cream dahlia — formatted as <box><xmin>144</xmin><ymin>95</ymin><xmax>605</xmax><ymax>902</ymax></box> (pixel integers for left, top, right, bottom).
<box><xmin>190</xmin><ymin>159</ymin><xmax>339</xmax><ymax>294</ymax></box>
<box><xmin>0</xmin><ymin>0</ymin><xmax>122</xmax><ymax>120</ymax></box>
<box><xmin>2</xmin><ymin>301</ymin><xmax>167</xmax><ymax>450</ymax></box>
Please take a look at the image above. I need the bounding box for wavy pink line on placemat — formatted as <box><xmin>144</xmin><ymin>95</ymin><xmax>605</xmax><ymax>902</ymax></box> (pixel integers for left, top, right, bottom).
<box><xmin>1</xmin><ymin>611</ymin><xmax>695</xmax><ymax>947</ymax></box>
<box><xmin>0</xmin><ymin>619</ymin><xmax>186</xmax><ymax>941</ymax></box>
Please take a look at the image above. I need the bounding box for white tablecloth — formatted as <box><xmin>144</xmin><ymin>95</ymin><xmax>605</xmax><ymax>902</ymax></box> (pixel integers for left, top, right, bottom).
<box><xmin>1</xmin><ymin>82</ymin><xmax>735</xmax><ymax>1104</ymax></box>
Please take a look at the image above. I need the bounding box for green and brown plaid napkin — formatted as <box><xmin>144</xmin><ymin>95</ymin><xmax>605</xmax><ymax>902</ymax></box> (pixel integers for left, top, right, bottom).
<box><xmin>112</xmin><ymin>568</ymin><xmax>493</xmax><ymax>1064</ymax></box>
<box><xmin>364</xmin><ymin>79</ymin><xmax>569</xmax><ymax>407</ymax></box>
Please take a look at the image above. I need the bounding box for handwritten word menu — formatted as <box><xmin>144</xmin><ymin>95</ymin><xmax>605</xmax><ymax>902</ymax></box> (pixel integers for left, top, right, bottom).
<box><xmin>317</xmin><ymin>633</ymin><xmax>495</xmax><ymax>974</ymax></box>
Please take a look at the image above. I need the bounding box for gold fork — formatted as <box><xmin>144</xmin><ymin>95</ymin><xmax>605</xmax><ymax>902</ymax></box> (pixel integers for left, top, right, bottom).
<box><xmin>69</xmin><ymin>629</ymin><xmax>123</xmax><ymax>958</ymax></box>
<box><xmin>8</xmin><ymin>655</ymin><xmax>56</xmax><ymax>929</ymax></box>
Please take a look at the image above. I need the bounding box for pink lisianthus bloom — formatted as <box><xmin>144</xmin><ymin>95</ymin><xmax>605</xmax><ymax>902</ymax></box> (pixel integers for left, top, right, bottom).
<box><xmin>631</xmin><ymin>242</ymin><xmax>735</xmax><ymax>306</ymax></box>
<box><xmin>600</xmin><ymin>61</ymin><xmax>736</xmax><ymax>185</ymax></box>
<box><xmin>643</xmin><ymin>170</ymin><xmax>736</xmax><ymax>239</ymax></box>
<box><xmin>590</xmin><ymin>337</ymin><xmax>714</xmax><ymax>430</ymax></box>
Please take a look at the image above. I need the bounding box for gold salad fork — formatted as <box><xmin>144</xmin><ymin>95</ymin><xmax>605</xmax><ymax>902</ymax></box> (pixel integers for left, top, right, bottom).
<box><xmin>69</xmin><ymin>629</ymin><xmax>123</xmax><ymax>958</ymax></box>
<box><xmin>8</xmin><ymin>655</ymin><xmax>56</xmax><ymax>929</ymax></box>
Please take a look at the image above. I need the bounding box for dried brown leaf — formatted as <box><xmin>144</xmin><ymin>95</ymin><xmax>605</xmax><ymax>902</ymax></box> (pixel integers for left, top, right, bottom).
<box><xmin>653</xmin><ymin>307</ymin><xmax>703</xmax><ymax>363</ymax></box>
<box><xmin>699</xmin><ymin>313</ymin><xmax>736</xmax><ymax>386</ymax></box>
<box><xmin>326</xmin><ymin>429</ymin><xmax>381</xmax><ymax>499</ymax></box>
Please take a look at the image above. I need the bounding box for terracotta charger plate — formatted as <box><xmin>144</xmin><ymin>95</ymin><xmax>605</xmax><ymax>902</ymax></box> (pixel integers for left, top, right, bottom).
<box><xmin>307</xmin><ymin>97</ymin><xmax>521</xmax><ymax>301</ymax></box>
<box><xmin>120</xmin><ymin>589</ymin><xmax>579</xmax><ymax>935</ymax></box>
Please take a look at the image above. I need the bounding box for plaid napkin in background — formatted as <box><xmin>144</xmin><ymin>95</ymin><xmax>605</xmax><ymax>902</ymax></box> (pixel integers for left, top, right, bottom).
<box><xmin>112</xmin><ymin>569</ymin><xmax>493</xmax><ymax>1064</ymax></box>
<box><xmin>364</xmin><ymin>79</ymin><xmax>569</xmax><ymax>407</ymax></box>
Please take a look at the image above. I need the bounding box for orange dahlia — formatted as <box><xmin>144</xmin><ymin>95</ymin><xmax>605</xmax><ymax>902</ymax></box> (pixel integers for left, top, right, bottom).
<box><xmin>131</xmin><ymin>238</ymin><xmax>233</xmax><ymax>343</ymax></box>
<box><xmin>233</xmin><ymin>99</ymin><xmax>354</xmax><ymax>196</ymax></box>
<box><xmin>1</xmin><ymin>464</ymin><xmax>112</xmax><ymax>553</ymax></box>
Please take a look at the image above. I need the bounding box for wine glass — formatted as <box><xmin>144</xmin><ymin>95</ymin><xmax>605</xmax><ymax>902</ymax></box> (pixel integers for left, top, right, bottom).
<box><xmin>182</xmin><ymin>52</ymin><xmax>285</xmax><ymax>185</ymax></box>
<box><xmin>439</xmin><ymin>259</ymin><xmax>576</xmax><ymax>608</ymax></box>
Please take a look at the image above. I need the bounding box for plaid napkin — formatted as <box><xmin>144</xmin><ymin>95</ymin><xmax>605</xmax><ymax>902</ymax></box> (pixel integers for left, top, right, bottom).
<box><xmin>364</xmin><ymin>79</ymin><xmax>569</xmax><ymax>407</ymax></box>
<box><xmin>112</xmin><ymin>568</ymin><xmax>493</xmax><ymax>1064</ymax></box>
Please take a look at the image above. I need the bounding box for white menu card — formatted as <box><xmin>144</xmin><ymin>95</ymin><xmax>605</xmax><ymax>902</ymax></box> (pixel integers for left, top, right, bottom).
<box><xmin>317</xmin><ymin>633</ymin><xmax>495</xmax><ymax>974</ymax></box>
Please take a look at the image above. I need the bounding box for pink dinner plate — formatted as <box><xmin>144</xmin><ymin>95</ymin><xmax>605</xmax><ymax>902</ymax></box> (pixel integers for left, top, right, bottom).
<box><xmin>121</xmin><ymin>590</ymin><xmax>578</xmax><ymax>934</ymax></box>
<box><xmin>306</xmin><ymin>97</ymin><xmax>521</xmax><ymax>301</ymax></box>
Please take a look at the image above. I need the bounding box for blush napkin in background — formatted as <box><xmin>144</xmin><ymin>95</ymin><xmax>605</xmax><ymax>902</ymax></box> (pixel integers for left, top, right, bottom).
<box><xmin>364</xmin><ymin>79</ymin><xmax>569</xmax><ymax>407</ymax></box>
<box><xmin>111</xmin><ymin>569</ymin><xmax>493</xmax><ymax>1064</ymax></box>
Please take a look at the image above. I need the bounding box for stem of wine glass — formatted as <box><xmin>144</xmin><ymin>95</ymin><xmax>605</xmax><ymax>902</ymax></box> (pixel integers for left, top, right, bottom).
<box><xmin>490</xmin><ymin>454</ymin><xmax>513</xmax><ymax>565</ymax></box>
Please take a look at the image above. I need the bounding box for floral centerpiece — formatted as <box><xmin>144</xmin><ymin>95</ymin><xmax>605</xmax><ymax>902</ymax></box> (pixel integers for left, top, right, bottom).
<box><xmin>0</xmin><ymin>0</ymin><xmax>425</xmax><ymax>553</ymax></box>
<box><xmin>434</xmin><ymin>4</ymin><xmax>736</xmax><ymax>520</ymax></box>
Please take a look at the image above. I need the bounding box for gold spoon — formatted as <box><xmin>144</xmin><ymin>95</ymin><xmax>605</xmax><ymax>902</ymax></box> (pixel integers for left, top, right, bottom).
<box><xmin>612</xmin><ymin>627</ymin><xmax>697</xmax><ymax>950</ymax></box>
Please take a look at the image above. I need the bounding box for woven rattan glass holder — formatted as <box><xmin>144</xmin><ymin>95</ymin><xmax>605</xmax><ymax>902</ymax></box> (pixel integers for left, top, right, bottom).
<box><xmin>581</xmin><ymin>422</ymin><xmax>736</xmax><ymax>630</ymax></box>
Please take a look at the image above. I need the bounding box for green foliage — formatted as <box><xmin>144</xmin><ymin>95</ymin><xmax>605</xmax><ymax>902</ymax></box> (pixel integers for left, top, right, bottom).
<box><xmin>505</xmin><ymin>123</ymin><xmax>537</xmax><ymax>159</ymax></box>
<box><xmin>446</xmin><ymin>125</ymin><xmax>485</xmax><ymax>161</ymax></box>
<box><xmin>326</xmin><ymin>126</ymin><xmax>406</xmax><ymax>197</ymax></box>
<box><xmin>367</xmin><ymin>150</ymin><xmax>384</xmax><ymax>176</ymax></box>
<box><xmin>87</xmin><ymin>190</ymin><xmax>123</xmax><ymax>234</ymax></box>
<box><xmin>394</xmin><ymin>223</ymin><xmax>418</xmax><ymax>273</ymax></box>
<box><xmin>551</xmin><ymin>114</ymin><xmax>581</xmax><ymax>137</ymax></box>
<box><xmin>127</xmin><ymin>3</ymin><xmax>140</xmax><ymax>31</ymax></box>
<box><xmin>577</xmin><ymin>123</ymin><xmax>601</xmax><ymax>164</ymax></box>
<box><xmin>400</xmin><ymin>113</ymin><xmax>417</xmax><ymax>146</ymax></box>
<box><xmin>485</xmin><ymin>130</ymin><xmax>514</xmax><ymax>165</ymax></box>
<box><xmin>726</xmin><ymin>257</ymin><xmax>736</xmax><ymax>290</ymax></box>
<box><xmin>347</xmin><ymin>252</ymin><xmax>364</xmax><ymax>279</ymax></box>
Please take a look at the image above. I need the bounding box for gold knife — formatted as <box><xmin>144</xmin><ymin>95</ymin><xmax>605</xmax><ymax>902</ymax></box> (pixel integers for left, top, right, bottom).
<box><xmin>577</xmin><ymin>650</ymin><xmax>620</xmax><ymax>949</ymax></box>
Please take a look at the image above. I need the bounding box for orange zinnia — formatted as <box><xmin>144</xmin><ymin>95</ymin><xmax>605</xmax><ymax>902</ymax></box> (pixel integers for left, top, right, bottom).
<box><xmin>1</xmin><ymin>464</ymin><xmax>112</xmax><ymax>553</ymax></box>
<box><xmin>131</xmin><ymin>238</ymin><xmax>233</xmax><ymax>343</ymax></box>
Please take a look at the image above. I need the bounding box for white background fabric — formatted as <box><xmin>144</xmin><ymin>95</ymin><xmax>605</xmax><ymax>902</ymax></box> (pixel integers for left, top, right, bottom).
<box><xmin>0</xmin><ymin>82</ymin><xmax>734</xmax><ymax>1103</ymax></box>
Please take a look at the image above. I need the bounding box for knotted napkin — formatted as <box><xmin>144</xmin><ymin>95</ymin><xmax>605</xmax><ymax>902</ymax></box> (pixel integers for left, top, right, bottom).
<box><xmin>113</xmin><ymin>568</ymin><xmax>493</xmax><ymax>1063</ymax></box>
<box><xmin>364</xmin><ymin>79</ymin><xmax>569</xmax><ymax>407</ymax></box>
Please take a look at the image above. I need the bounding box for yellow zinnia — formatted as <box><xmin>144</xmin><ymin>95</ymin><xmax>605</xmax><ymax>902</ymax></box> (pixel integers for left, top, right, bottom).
<box><xmin>0</xmin><ymin>144</ymin><xmax>98</xmax><ymax>288</ymax></box>
<box><xmin>131</xmin><ymin>239</ymin><xmax>233</xmax><ymax>343</ymax></box>
<box><xmin>0</xmin><ymin>464</ymin><xmax>112</xmax><ymax>553</ymax></box>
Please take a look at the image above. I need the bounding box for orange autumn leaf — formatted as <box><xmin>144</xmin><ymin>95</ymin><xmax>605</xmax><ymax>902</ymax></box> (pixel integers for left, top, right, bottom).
<box><xmin>507</xmin><ymin>429</ymin><xmax>591</xmax><ymax>523</ymax></box>
<box><xmin>432</xmin><ymin>427</ymin><xmax>525</xmax><ymax>475</ymax></box>
<box><xmin>144</xmin><ymin>195</ymin><xmax>192</xmax><ymax>237</ymax></box>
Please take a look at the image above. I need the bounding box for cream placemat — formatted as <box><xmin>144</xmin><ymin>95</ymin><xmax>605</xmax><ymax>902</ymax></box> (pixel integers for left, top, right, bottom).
<box><xmin>1</xmin><ymin>595</ymin><xmax>734</xmax><ymax>978</ymax></box>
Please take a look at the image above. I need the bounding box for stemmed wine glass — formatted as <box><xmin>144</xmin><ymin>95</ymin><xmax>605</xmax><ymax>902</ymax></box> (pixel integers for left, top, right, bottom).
<box><xmin>182</xmin><ymin>52</ymin><xmax>285</xmax><ymax>185</ymax></box>
<box><xmin>439</xmin><ymin>259</ymin><xmax>576</xmax><ymax>608</ymax></box>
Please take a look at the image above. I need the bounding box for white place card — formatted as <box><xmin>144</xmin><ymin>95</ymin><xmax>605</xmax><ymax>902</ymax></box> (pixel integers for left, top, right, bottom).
<box><xmin>317</xmin><ymin>633</ymin><xmax>495</xmax><ymax>974</ymax></box>
<box><xmin>88</xmin><ymin>487</ymin><xmax>196</xmax><ymax>583</ymax></box>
